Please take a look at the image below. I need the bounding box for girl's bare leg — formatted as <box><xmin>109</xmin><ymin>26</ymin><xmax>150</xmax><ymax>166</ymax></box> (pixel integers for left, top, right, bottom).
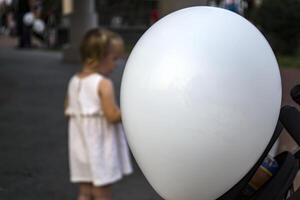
<box><xmin>92</xmin><ymin>184</ymin><xmax>112</xmax><ymax>200</ymax></box>
<box><xmin>78</xmin><ymin>182</ymin><xmax>92</xmax><ymax>200</ymax></box>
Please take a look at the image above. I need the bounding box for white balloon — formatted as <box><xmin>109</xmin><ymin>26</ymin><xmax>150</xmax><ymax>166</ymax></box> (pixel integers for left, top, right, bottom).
<box><xmin>121</xmin><ymin>6</ymin><xmax>281</xmax><ymax>200</ymax></box>
<box><xmin>23</xmin><ymin>12</ymin><xmax>35</xmax><ymax>26</ymax></box>
<box><xmin>33</xmin><ymin>19</ymin><xmax>45</xmax><ymax>34</ymax></box>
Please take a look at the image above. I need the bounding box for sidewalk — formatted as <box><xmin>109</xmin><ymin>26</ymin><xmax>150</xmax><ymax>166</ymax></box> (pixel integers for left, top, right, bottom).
<box><xmin>0</xmin><ymin>43</ymin><xmax>162</xmax><ymax>200</ymax></box>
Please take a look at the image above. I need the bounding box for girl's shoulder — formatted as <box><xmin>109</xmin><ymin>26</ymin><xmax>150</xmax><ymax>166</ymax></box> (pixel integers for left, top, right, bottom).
<box><xmin>66</xmin><ymin>75</ymin><xmax>79</xmax><ymax>94</ymax></box>
<box><xmin>90</xmin><ymin>73</ymin><xmax>104</xmax><ymax>85</ymax></box>
<box><xmin>98</xmin><ymin>77</ymin><xmax>114</xmax><ymax>94</ymax></box>
<box><xmin>70</xmin><ymin>73</ymin><xmax>102</xmax><ymax>83</ymax></box>
<box><xmin>68</xmin><ymin>74</ymin><xmax>79</xmax><ymax>86</ymax></box>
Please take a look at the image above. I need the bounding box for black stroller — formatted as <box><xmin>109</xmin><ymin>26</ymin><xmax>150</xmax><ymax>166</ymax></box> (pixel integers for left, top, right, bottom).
<box><xmin>217</xmin><ymin>85</ymin><xmax>300</xmax><ymax>200</ymax></box>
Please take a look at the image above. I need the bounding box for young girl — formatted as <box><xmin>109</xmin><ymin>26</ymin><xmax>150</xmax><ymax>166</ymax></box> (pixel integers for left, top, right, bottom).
<box><xmin>65</xmin><ymin>28</ymin><xmax>133</xmax><ymax>200</ymax></box>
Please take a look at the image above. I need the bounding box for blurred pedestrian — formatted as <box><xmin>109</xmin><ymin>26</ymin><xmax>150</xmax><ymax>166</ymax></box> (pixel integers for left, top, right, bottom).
<box><xmin>150</xmin><ymin>1</ymin><xmax>159</xmax><ymax>25</ymax></box>
<box><xmin>65</xmin><ymin>28</ymin><xmax>133</xmax><ymax>200</ymax></box>
<box><xmin>224</xmin><ymin>0</ymin><xmax>239</xmax><ymax>13</ymax></box>
<box><xmin>15</xmin><ymin>0</ymin><xmax>31</xmax><ymax>48</ymax></box>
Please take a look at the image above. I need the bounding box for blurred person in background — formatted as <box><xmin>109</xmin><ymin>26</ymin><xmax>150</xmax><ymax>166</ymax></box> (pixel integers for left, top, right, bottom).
<box><xmin>150</xmin><ymin>1</ymin><xmax>159</xmax><ymax>25</ymax></box>
<box><xmin>6</xmin><ymin>6</ymin><xmax>16</xmax><ymax>36</ymax></box>
<box><xmin>0</xmin><ymin>0</ymin><xmax>15</xmax><ymax>35</ymax></box>
<box><xmin>15</xmin><ymin>0</ymin><xmax>31</xmax><ymax>48</ymax></box>
<box><xmin>0</xmin><ymin>1</ymin><xmax>7</xmax><ymax>34</ymax></box>
<box><xmin>224</xmin><ymin>0</ymin><xmax>239</xmax><ymax>13</ymax></box>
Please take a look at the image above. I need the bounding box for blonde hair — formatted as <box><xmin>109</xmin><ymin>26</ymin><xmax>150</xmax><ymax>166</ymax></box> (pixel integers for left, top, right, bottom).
<box><xmin>80</xmin><ymin>28</ymin><xmax>123</xmax><ymax>63</ymax></box>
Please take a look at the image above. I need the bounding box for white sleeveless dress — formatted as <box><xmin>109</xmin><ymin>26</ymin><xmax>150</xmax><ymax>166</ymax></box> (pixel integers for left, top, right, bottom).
<box><xmin>65</xmin><ymin>73</ymin><xmax>133</xmax><ymax>186</ymax></box>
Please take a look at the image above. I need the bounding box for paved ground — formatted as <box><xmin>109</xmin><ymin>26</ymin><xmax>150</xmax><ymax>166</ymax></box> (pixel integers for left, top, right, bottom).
<box><xmin>0</xmin><ymin>43</ymin><xmax>163</xmax><ymax>200</ymax></box>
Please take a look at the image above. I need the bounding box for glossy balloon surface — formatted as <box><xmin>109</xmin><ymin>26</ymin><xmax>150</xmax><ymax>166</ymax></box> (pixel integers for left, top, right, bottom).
<box><xmin>121</xmin><ymin>7</ymin><xmax>281</xmax><ymax>200</ymax></box>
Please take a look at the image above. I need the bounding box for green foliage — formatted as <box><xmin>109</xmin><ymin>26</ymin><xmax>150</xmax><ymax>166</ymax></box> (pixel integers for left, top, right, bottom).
<box><xmin>278</xmin><ymin>50</ymin><xmax>300</xmax><ymax>68</ymax></box>
<box><xmin>43</xmin><ymin>0</ymin><xmax>61</xmax><ymax>11</ymax></box>
<box><xmin>253</xmin><ymin>0</ymin><xmax>300</xmax><ymax>55</ymax></box>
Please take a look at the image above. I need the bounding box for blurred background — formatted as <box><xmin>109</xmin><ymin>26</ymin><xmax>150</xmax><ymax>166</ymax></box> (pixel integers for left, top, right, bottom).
<box><xmin>0</xmin><ymin>0</ymin><xmax>299</xmax><ymax>199</ymax></box>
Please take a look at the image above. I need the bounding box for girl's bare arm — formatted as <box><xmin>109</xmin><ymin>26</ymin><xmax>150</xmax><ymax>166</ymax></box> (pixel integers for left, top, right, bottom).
<box><xmin>98</xmin><ymin>79</ymin><xmax>121</xmax><ymax>123</ymax></box>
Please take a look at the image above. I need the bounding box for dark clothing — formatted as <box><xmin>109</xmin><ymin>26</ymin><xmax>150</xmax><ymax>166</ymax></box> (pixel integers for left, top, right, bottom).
<box><xmin>15</xmin><ymin>0</ymin><xmax>31</xmax><ymax>48</ymax></box>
